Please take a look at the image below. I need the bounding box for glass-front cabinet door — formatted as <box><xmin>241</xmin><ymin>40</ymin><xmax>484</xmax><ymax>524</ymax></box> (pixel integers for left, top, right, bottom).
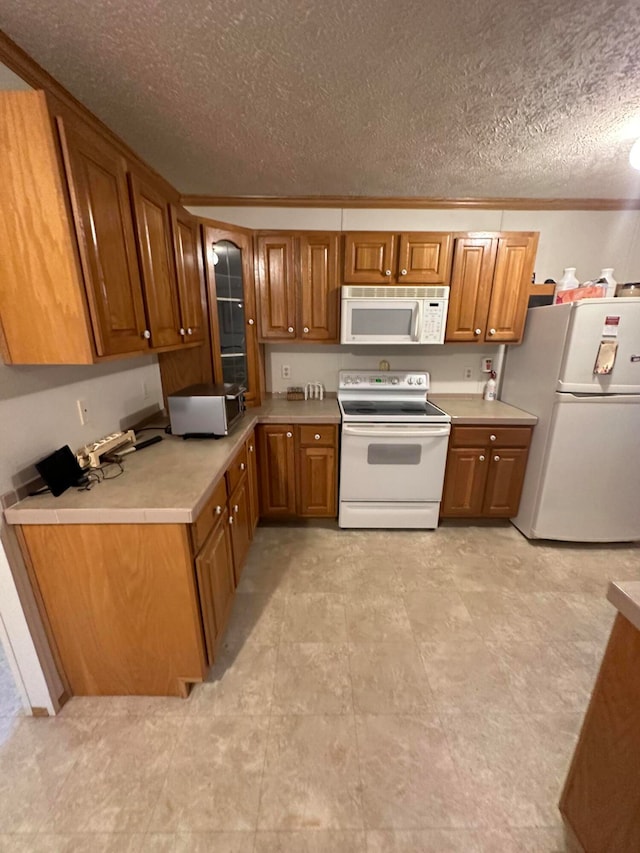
<box><xmin>203</xmin><ymin>226</ymin><xmax>260</xmax><ymax>405</ymax></box>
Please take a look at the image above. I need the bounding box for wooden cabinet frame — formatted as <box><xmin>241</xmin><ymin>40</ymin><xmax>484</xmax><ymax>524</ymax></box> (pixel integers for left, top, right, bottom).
<box><xmin>343</xmin><ymin>232</ymin><xmax>452</xmax><ymax>285</ymax></box>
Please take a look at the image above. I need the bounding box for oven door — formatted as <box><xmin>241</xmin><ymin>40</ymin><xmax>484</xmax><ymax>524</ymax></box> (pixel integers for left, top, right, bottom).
<box><xmin>341</xmin><ymin>299</ymin><xmax>421</xmax><ymax>344</ymax></box>
<box><xmin>339</xmin><ymin>423</ymin><xmax>451</xmax><ymax>501</ymax></box>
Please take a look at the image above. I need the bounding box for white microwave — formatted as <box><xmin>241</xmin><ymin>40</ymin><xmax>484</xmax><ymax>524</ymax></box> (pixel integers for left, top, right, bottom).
<box><xmin>340</xmin><ymin>286</ymin><xmax>449</xmax><ymax>345</ymax></box>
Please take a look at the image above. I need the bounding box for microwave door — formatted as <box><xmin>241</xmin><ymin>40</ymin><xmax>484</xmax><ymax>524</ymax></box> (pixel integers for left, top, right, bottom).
<box><xmin>343</xmin><ymin>300</ymin><xmax>420</xmax><ymax>343</ymax></box>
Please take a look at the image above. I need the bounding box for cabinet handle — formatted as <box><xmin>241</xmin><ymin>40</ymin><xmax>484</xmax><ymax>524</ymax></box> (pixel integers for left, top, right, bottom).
<box><xmin>494</xmin><ymin>455</ymin><xmax>500</xmax><ymax>461</ymax></box>
<box><xmin>288</xmin><ymin>326</ymin><xmax>295</xmax><ymax>333</ymax></box>
<box><xmin>240</xmin><ymin>463</ymin><xmax>246</xmax><ymax>471</ymax></box>
<box><xmin>474</xmin><ymin>328</ymin><xmax>482</xmax><ymax>336</ymax></box>
<box><xmin>400</xmin><ymin>268</ymin><xmax>407</xmax><ymax>276</ymax></box>
<box><xmin>303</xmin><ymin>327</ymin><xmax>309</xmax><ymax>333</ymax></box>
<box><xmin>490</xmin><ymin>434</ymin><xmax>496</xmax><ymax>441</ymax></box>
<box><xmin>229</xmin><ymin>516</ymin><xmax>234</xmax><ymax>525</ymax></box>
<box><xmin>385</xmin><ymin>269</ymin><xmax>392</xmax><ymax>276</ymax></box>
<box><xmin>233</xmin><ymin>504</ymin><xmax>239</xmax><ymax>513</ymax></box>
<box><xmin>488</xmin><ymin>328</ymin><xmax>496</xmax><ymax>336</ymax></box>
<box><xmin>249</xmin><ymin>445</ymin><xmax>254</xmax><ymax>453</ymax></box>
<box><xmin>142</xmin><ymin>329</ymin><xmax>151</xmax><ymax>340</ymax></box>
<box><xmin>479</xmin><ymin>455</ymin><xmax>485</xmax><ymax>462</ymax></box>
<box><xmin>314</xmin><ymin>434</ymin><xmax>321</xmax><ymax>440</ymax></box>
<box><xmin>187</xmin><ymin>327</ymin><xmax>193</xmax><ymax>335</ymax></box>
<box><xmin>286</xmin><ymin>431</ymin><xmax>293</xmax><ymax>438</ymax></box>
<box><xmin>248</xmin><ymin>319</ymin><xmax>255</xmax><ymax>325</ymax></box>
<box><xmin>179</xmin><ymin>327</ymin><xmax>186</xmax><ymax>336</ymax></box>
<box><xmin>215</xmin><ymin>505</ymin><xmax>222</xmax><ymax>515</ymax></box>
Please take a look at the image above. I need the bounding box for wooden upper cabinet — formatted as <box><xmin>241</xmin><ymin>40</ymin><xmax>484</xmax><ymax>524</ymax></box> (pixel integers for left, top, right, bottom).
<box><xmin>298</xmin><ymin>233</ymin><xmax>340</xmax><ymax>341</ymax></box>
<box><xmin>446</xmin><ymin>233</ymin><xmax>538</xmax><ymax>344</ymax></box>
<box><xmin>57</xmin><ymin>114</ymin><xmax>149</xmax><ymax>357</ymax></box>
<box><xmin>397</xmin><ymin>232</ymin><xmax>452</xmax><ymax>284</ymax></box>
<box><xmin>446</xmin><ymin>237</ymin><xmax>496</xmax><ymax>343</ymax></box>
<box><xmin>486</xmin><ymin>234</ymin><xmax>538</xmax><ymax>343</ymax></box>
<box><xmin>170</xmin><ymin>206</ymin><xmax>205</xmax><ymax>344</ymax></box>
<box><xmin>344</xmin><ymin>232</ymin><xmax>451</xmax><ymax>284</ymax></box>
<box><xmin>343</xmin><ymin>233</ymin><xmax>396</xmax><ymax>283</ymax></box>
<box><xmin>128</xmin><ymin>173</ymin><xmax>182</xmax><ymax>349</ymax></box>
<box><xmin>256</xmin><ymin>234</ymin><xmax>297</xmax><ymax>339</ymax></box>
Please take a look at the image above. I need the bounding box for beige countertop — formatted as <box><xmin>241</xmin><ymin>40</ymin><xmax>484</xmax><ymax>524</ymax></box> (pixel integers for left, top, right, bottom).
<box><xmin>4</xmin><ymin>395</ymin><xmax>535</xmax><ymax>526</ymax></box>
<box><xmin>4</xmin><ymin>398</ymin><xmax>340</xmax><ymax>526</ymax></box>
<box><xmin>607</xmin><ymin>581</ymin><xmax>640</xmax><ymax>632</ymax></box>
<box><xmin>431</xmin><ymin>395</ymin><xmax>537</xmax><ymax>425</ymax></box>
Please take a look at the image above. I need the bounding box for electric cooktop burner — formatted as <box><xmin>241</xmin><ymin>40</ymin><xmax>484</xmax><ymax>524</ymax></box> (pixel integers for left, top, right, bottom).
<box><xmin>341</xmin><ymin>401</ymin><xmax>445</xmax><ymax>417</ymax></box>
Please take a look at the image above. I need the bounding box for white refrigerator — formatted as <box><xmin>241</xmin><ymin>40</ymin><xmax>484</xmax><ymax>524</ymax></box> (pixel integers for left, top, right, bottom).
<box><xmin>501</xmin><ymin>298</ymin><xmax>640</xmax><ymax>542</ymax></box>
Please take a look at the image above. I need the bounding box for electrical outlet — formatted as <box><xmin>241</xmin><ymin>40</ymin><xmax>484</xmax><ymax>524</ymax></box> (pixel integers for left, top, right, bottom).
<box><xmin>463</xmin><ymin>367</ymin><xmax>473</xmax><ymax>380</ymax></box>
<box><xmin>76</xmin><ymin>398</ymin><xmax>90</xmax><ymax>426</ymax></box>
<box><xmin>281</xmin><ymin>364</ymin><xmax>291</xmax><ymax>379</ymax></box>
<box><xmin>141</xmin><ymin>380</ymin><xmax>150</xmax><ymax>399</ymax></box>
<box><xmin>481</xmin><ymin>357</ymin><xmax>493</xmax><ymax>374</ymax></box>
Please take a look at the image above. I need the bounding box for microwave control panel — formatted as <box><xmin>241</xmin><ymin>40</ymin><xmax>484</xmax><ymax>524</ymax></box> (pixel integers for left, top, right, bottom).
<box><xmin>420</xmin><ymin>300</ymin><xmax>448</xmax><ymax>344</ymax></box>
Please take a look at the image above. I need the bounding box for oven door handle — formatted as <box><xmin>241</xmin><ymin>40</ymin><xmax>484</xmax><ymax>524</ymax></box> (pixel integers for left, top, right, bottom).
<box><xmin>342</xmin><ymin>424</ymin><xmax>451</xmax><ymax>438</ymax></box>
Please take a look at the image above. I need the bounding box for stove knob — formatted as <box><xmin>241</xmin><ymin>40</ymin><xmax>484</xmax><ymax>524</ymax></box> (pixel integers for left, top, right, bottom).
<box><xmin>416</xmin><ymin>377</ymin><xmax>424</xmax><ymax>385</ymax></box>
<box><xmin>407</xmin><ymin>377</ymin><xmax>413</xmax><ymax>385</ymax></box>
<box><xmin>391</xmin><ymin>377</ymin><xmax>399</xmax><ymax>385</ymax></box>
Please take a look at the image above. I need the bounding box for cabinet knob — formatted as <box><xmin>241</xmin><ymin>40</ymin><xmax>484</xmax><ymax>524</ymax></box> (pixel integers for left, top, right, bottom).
<box><xmin>248</xmin><ymin>318</ymin><xmax>255</xmax><ymax>325</ymax></box>
<box><xmin>474</xmin><ymin>329</ymin><xmax>482</xmax><ymax>336</ymax></box>
<box><xmin>489</xmin><ymin>328</ymin><xmax>496</xmax><ymax>336</ymax></box>
<box><xmin>142</xmin><ymin>329</ymin><xmax>151</xmax><ymax>340</ymax></box>
<box><xmin>385</xmin><ymin>269</ymin><xmax>392</xmax><ymax>276</ymax></box>
<box><xmin>187</xmin><ymin>327</ymin><xmax>193</xmax><ymax>335</ymax></box>
<box><xmin>240</xmin><ymin>462</ymin><xmax>246</xmax><ymax>470</ymax></box>
<box><xmin>314</xmin><ymin>434</ymin><xmax>321</xmax><ymax>440</ymax></box>
<box><xmin>288</xmin><ymin>326</ymin><xmax>294</xmax><ymax>333</ymax></box>
<box><xmin>249</xmin><ymin>444</ymin><xmax>254</xmax><ymax>453</ymax></box>
<box><xmin>494</xmin><ymin>455</ymin><xmax>500</xmax><ymax>461</ymax></box>
<box><xmin>229</xmin><ymin>516</ymin><xmax>234</xmax><ymax>525</ymax></box>
<box><xmin>303</xmin><ymin>327</ymin><xmax>309</xmax><ymax>333</ymax></box>
<box><xmin>479</xmin><ymin>455</ymin><xmax>485</xmax><ymax>462</ymax></box>
<box><xmin>215</xmin><ymin>505</ymin><xmax>222</xmax><ymax>515</ymax></box>
<box><xmin>286</xmin><ymin>431</ymin><xmax>292</xmax><ymax>438</ymax></box>
<box><xmin>490</xmin><ymin>434</ymin><xmax>496</xmax><ymax>441</ymax></box>
<box><xmin>179</xmin><ymin>327</ymin><xmax>186</xmax><ymax>336</ymax></box>
<box><xmin>233</xmin><ymin>504</ymin><xmax>239</xmax><ymax>514</ymax></box>
<box><xmin>400</xmin><ymin>268</ymin><xmax>407</xmax><ymax>276</ymax></box>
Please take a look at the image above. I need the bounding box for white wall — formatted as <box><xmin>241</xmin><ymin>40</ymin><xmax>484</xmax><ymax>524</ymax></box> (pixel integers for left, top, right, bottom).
<box><xmin>189</xmin><ymin>205</ymin><xmax>640</xmax><ymax>283</ymax></box>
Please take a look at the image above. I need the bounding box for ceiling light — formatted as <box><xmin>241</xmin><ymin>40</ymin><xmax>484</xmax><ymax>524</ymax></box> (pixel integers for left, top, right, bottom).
<box><xmin>630</xmin><ymin>139</ymin><xmax>640</xmax><ymax>170</ymax></box>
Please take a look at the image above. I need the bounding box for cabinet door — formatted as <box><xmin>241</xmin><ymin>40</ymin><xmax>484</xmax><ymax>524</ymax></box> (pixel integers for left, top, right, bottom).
<box><xmin>246</xmin><ymin>433</ymin><xmax>260</xmax><ymax>536</ymax></box>
<box><xmin>397</xmin><ymin>233</ymin><xmax>452</xmax><ymax>284</ymax></box>
<box><xmin>485</xmin><ymin>234</ymin><xmax>538</xmax><ymax>343</ymax></box>
<box><xmin>257</xmin><ymin>425</ymin><xmax>296</xmax><ymax>517</ymax></box>
<box><xmin>297</xmin><ymin>445</ymin><xmax>337</xmax><ymax>517</ymax></box>
<box><xmin>170</xmin><ymin>205</ymin><xmax>205</xmax><ymax>344</ymax></box>
<box><xmin>228</xmin><ymin>475</ymin><xmax>251</xmax><ymax>584</ymax></box>
<box><xmin>482</xmin><ymin>448</ymin><xmax>529</xmax><ymax>517</ymax></box>
<box><xmin>298</xmin><ymin>233</ymin><xmax>340</xmax><ymax>341</ymax></box>
<box><xmin>343</xmin><ymin>233</ymin><xmax>396</xmax><ymax>283</ymax></box>
<box><xmin>440</xmin><ymin>447</ymin><xmax>489</xmax><ymax>517</ymax></box>
<box><xmin>445</xmin><ymin>238</ymin><xmax>497</xmax><ymax>343</ymax></box>
<box><xmin>129</xmin><ymin>173</ymin><xmax>182</xmax><ymax>349</ymax></box>
<box><xmin>56</xmin><ymin>117</ymin><xmax>148</xmax><ymax>357</ymax></box>
<box><xmin>195</xmin><ymin>512</ymin><xmax>235</xmax><ymax>666</ymax></box>
<box><xmin>256</xmin><ymin>234</ymin><xmax>297</xmax><ymax>339</ymax></box>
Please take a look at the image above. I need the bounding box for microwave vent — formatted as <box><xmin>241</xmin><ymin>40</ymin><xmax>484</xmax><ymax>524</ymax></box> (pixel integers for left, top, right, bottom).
<box><xmin>341</xmin><ymin>285</ymin><xmax>449</xmax><ymax>299</ymax></box>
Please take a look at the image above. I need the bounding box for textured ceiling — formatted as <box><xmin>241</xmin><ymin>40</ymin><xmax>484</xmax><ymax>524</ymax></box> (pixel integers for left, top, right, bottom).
<box><xmin>2</xmin><ymin>0</ymin><xmax>640</xmax><ymax>198</ymax></box>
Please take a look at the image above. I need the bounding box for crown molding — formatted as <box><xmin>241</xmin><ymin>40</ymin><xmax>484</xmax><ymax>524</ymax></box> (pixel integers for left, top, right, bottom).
<box><xmin>181</xmin><ymin>194</ymin><xmax>640</xmax><ymax>211</ymax></box>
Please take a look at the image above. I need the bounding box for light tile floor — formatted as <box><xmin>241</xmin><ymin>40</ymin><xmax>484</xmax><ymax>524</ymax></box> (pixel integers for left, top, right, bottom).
<box><xmin>0</xmin><ymin>640</ymin><xmax>23</xmax><ymax>720</ymax></box>
<box><xmin>0</xmin><ymin>521</ymin><xmax>639</xmax><ymax>852</ymax></box>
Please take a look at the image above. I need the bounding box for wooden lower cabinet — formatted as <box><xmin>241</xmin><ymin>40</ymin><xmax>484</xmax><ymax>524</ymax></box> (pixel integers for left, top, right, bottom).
<box><xmin>257</xmin><ymin>423</ymin><xmax>338</xmax><ymax>518</ymax></box>
<box><xmin>228</xmin><ymin>474</ymin><xmax>251</xmax><ymax>583</ymax></box>
<box><xmin>195</xmin><ymin>511</ymin><xmax>235</xmax><ymax>666</ymax></box>
<box><xmin>246</xmin><ymin>434</ymin><xmax>260</xmax><ymax>535</ymax></box>
<box><xmin>441</xmin><ymin>425</ymin><xmax>532</xmax><ymax>519</ymax></box>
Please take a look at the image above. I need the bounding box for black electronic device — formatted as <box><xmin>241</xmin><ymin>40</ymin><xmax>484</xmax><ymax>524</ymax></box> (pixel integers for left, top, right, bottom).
<box><xmin>35</xmin><ymin>445</ymin><xmax>87</xmax><ymax>496</ymax></box>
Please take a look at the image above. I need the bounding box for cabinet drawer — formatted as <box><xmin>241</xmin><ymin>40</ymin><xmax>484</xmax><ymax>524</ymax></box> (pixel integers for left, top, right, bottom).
<box><xmin>191</xmin><ymin>477</ymin><xmax>228</xmax><ymax>553</ymax></box>
<box><xmin>225</xmin><ymin>444</ymin><xmax>249</xmax><ymax>494</ymax></box>
<box><xmin>451</xmin><ymin>426</ymin><xmax>532</xmax><ymax>449</ymax></box>
<box><xmin>297</xmin><ymin>424</ymin><xmax>337</xmax><ymax>447</ymax></box>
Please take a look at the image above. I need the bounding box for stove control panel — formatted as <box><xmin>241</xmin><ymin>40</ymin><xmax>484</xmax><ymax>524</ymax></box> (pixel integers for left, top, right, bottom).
<box><xmin>339</xmin><ymin>370</ymin><xmax>429</xmax><ymax>390</ymax></box>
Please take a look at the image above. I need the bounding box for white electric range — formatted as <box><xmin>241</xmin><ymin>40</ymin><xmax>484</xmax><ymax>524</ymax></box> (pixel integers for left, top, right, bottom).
<box><xmin>338</xmin><ymin>370</ymin><xmax>451</xmax><ymax>529</ymax></box>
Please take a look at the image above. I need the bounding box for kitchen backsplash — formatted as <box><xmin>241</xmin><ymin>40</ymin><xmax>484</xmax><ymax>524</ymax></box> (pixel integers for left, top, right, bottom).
<box><xmin>266</xmin><ymin>344</ymin><xmax>501</xmax><ymax>395</ymax></box>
